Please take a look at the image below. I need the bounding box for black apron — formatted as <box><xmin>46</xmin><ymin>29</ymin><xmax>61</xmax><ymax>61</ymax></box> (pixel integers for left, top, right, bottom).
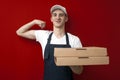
<box><xmin>44</xmin><ymin>32</ymin><xmax>73</xmax><ymax>80</ymax></box>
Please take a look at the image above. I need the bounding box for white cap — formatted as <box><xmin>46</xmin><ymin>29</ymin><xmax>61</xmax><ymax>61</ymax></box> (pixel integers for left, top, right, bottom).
<box><xmin>50</xmin><ymin>4</ymin><xmax>67</xmax><ymax>15</ymax></box>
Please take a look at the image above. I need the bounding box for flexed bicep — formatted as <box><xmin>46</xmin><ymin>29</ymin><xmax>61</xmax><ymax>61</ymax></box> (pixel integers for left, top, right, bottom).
<box><xmin>16</xmin><ymin>30</ymin><xmax>36</xmax><ymax>40</ymax></box>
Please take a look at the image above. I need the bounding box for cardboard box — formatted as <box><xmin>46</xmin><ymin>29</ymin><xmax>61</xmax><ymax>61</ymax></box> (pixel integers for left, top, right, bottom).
<box><xmin>54</xmin><ymin>47</ymin><xmax>109</xmax><ymax>66</ymax></box>
<box><xmin>55</xmin><ymin>57</ymin><xmax>109</xmax><ymax>66</ymax></box>
<box><xmin>54</xmin><ymin>47</ymin><xmax>107</xmax><ymax>57</ymax></box>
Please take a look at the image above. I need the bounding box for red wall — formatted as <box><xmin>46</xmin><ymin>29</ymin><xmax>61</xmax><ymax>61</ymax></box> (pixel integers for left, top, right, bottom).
<box><xmin>0</xmin><ymin>0</ymin><xmax>120</xmax><ymax>80</ymax></box>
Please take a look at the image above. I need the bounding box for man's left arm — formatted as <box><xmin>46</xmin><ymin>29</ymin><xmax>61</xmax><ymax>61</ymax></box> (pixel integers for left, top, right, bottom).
<box><xmin>70</xmin><ymin>36</ymin><xmax>83</xmax><ymax>74</ymax></box>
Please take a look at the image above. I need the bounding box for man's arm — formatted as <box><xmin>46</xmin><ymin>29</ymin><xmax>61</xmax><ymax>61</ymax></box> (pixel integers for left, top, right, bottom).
<box><xmin>69</xmin><ymin>36</ymin><xmax>83</xmax><ymax>74</ymax></box>
<box><xmin>16</xmin><ymin>19</ymin><xmax>46</xmax><ymax>40</ymax></box>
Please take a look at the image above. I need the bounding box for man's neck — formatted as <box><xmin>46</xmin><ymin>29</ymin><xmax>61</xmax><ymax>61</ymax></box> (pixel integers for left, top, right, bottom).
<box><xmin>53</xmin><ymin>26</ymin><xmax>65</xmax><ymax>39</ymax></box>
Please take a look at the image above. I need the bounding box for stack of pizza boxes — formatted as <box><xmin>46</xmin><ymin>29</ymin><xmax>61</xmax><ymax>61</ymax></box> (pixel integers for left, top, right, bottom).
<box><xmin>54</xmin><ymin>47</ymin><xmax>109</xmax><ymax>66</ymax></box>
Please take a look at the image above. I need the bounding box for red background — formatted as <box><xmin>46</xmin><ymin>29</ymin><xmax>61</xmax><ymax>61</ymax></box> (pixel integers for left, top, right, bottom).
<box><xmin>0</xmin><ymin>0</ymin><xmax>120</xmax><ymax>80</ymax></box>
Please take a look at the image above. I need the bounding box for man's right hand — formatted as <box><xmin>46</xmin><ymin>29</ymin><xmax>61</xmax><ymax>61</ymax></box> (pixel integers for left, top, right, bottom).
<box><xmin>33</xmin><ymin>19</ymin><xmax>46</xmax><ymax>29</ymax></box>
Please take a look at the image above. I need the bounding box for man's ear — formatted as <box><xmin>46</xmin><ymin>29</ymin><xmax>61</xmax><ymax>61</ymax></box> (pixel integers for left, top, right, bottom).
<box><xmin>50</xmin><ymin>17</ymin><xmax>53</xmax><ymax>22</ymax></box>
<box><xmin>65</xmin><ymin>17</ymin><xmax>68</xmax><ymax>22</ymax></box>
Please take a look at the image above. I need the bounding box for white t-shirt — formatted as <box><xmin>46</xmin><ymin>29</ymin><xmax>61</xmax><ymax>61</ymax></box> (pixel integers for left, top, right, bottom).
<box><xmin>34</xmin><ymin>30</ymin><xmax>82</xmax><ymax>58</ymax></box>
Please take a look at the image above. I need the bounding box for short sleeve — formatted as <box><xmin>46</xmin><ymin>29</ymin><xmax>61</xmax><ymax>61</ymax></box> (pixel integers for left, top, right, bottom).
<box><xmin>34</xmin><ymin>30</ymin><xmax>41</xmax><ymax>42</ymax></box>
<box><xmin>73</xmin><ymin>37</ymin><xmax>83</xmax><ymax>48</ymax></box>
<box><xmin>34</xmin><ymin>30</ymin><xmax>52</xmax><ymax>44</ymax></box>
<box><xmin>68</xmin><ymin>33</ymin><xmax>82</xmax><ymax>48</ymax></box>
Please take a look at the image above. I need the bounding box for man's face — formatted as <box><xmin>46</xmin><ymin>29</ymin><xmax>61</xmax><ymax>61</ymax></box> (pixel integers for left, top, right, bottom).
<box><xmin>51</xmin><ymin>9</ymin><xmax>68</xmax><ymax>28</ymax></box>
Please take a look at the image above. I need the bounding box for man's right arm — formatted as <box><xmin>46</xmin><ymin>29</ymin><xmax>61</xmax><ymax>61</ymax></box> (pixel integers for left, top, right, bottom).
<box><xmin>16</xmin><ymin>19</ymin><xmax>46</xmax><ymax>40</ymax></box>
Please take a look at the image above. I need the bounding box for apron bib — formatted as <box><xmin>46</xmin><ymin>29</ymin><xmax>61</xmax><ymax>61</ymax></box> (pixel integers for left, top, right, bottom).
<box><xmin>44</xmin><ymin>32</ymin><xmax>73</xmax><ymax>80</ymax></box>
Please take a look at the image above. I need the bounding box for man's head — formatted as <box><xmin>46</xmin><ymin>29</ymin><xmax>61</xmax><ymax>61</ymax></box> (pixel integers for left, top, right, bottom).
<box><xmin>50</xmin><ymin>5</ymin><xmax>68</xmax><ymax>28</ymax></box>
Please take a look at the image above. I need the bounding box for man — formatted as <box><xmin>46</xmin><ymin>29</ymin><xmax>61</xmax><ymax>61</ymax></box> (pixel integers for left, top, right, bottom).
<box><xmin>16</xmin><ymin>4</ymin><xmax>83</xmax><ymax>80</ymax></box>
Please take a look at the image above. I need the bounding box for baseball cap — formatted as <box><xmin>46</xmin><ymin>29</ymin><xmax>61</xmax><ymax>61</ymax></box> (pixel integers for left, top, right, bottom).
<box><xmin>50</xmin><ymin>4</ymin><xmax>67</xmax><ymax>16</ymax></box>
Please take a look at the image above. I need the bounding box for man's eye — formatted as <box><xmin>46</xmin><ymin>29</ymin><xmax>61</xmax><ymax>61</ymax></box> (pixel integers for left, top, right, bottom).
<box><xmin>53</xmin><ymin>13</ymin><xmax>57</xmax><ymax>17</ymax></box>
<box><xmin>59</xmin><ymin>14</ymin><xmax>64</xmax><ymax>17</ymax></box>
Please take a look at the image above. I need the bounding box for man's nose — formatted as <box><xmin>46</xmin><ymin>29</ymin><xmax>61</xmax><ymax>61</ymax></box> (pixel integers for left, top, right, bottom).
<box><xmin>56</xmin><ymin>15</ymin><xmax>60</xmax><ymax>19</ymax></box>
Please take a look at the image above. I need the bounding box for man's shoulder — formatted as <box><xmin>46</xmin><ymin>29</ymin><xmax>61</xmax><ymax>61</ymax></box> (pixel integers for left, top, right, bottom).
<box><xmin>67</xmin><ymin>32</ymin><xmax>79</xmax><ymax>39</ymax></box>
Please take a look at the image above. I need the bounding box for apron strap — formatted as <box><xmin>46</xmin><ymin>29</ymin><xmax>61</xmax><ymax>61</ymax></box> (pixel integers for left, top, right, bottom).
<box><xmin>65</xmin><ymin>32</ymin><xmax>70</xmax><ymax>45</ymax></box>
<box><xmin>44</xmin><ymin>32</ymin><xmax>53</xmax><ymax>59</ymax></box>
<box><xmin>47</xmin><ymin>32</ymin><xmax>53</xmax><ymax>44</ymax></box>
